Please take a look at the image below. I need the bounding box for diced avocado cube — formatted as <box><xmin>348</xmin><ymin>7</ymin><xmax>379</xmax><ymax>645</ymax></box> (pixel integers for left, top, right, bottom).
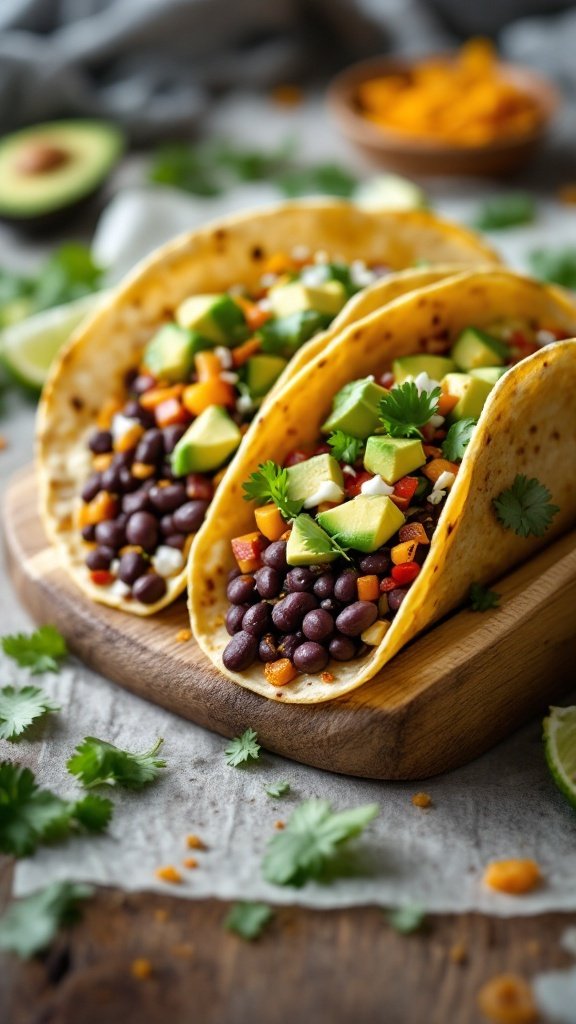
<box><xmin>286</xmin><ymin>514</ymin><xmax>339</xmax><ymax>566</ymax></box>
<box><xmin>143</xmin><ymin>324</ymin><xmax>211</xmax><ymax>382</ymax></box>
<box><xmin>317</xmin><ymin>495</ymin><xmax>405</xmax><ymax>553</ymax></box>
<box><xmin>269</xmin><ymin>280</ymin><xmax>347</xmax><ymax>319</ymax></box>
<box><xmin>322</xmin><ymin>378</ymin><xmax>389</xmax><ymax>439</ymax></box>
<box><xmin>469</xmin><ymin>366</ymin><xmax>508</xmax><ymax>385</ymax></box>
<box><xmin>442</xmin><ymin>372</ymin><xmax>495</xmax><ymax>422</ymax></box>
<box><xmin>245</xmin><ymin>354</ymin><xmax>287</xmax><ymax>398</ymax></box>
<box><xmin>286</xmin><ymin>454</ymin><xmax>344</xmax><ymax>508</ymax></box>
<box><xmin>392</xmin><ymin>354</ymin><xmax>455</xmax><ymax>384</ymax></box>
<box><xmin>176</xmin><ymin>293</ymin><xmax>246</xmax><ymax>346</ymax></box>
<box><xmin>171</xmin><ymin>405</ymin><xmax>241</xmax><ymax>475</ymax></box>
<box><xmin>451</xmin><ymin>327</ymin><xmax>508</xmax><ymax>371</ymax></box>
<box><xmin>259</xmin><ymin>309</ymin><xmax>327</xmax><ymax>356</ymax></box>
<box><xmin>364</xmin><ymin>436</ymin><xmax>426</xmax><ymax>485</ymax></box>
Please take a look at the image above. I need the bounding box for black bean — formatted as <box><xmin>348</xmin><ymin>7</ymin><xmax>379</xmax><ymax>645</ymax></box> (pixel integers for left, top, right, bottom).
<box><xmin>160</xmin><ymin>514</ymin><xmax>174</xmax><ymax>535</ymax></box>
<box><xmin>329</xmin><ymin>636</ymin><xmax>356</xmax><ymax>661</ymax></box>
<box><xmin>162</xmin><ymin>424</ymin><xmax>187</xmax><ymax>453</ymax></box>
<box><xmin>334</xmin><ymin>570</ymin><xmax>359</xmax><ymax>603</ymax></box>
<box><xmin>149</xmin><ymin>483</ymin><xmax>187</xmax><ymax>513</ymax></box>
<box><xmin>285</xmin><ymin>567</ymin><xmax>314</xmax><ymax>593</ymax></box>
<box><xmin>112</xmin><ymin>450</ymin><xmax>134</xmax><ymax>469</ymax></box>
<box><xmin>302</xmin><ymin>608</ymin><xmax>334</xmax><ymax>642</ymax></box>
<box><xmin>228</xmin><ymin>567</ymin><xmax>241</xmax><ymax>583</ymax></box>
<box><xmin>258</xmin><ymin>635</ymin><xmax>278</xmax><ymax>662</ymax></box>
<box><xmin>278</xmin><ymin>632</ymin><xmax>304</xmax><ymax>661</ymax></box>
<box><xmin>262</xmin><ymin>541</ymin><xmax>288</xmax><ymax>572</ymax></box>
<box><xmin>336</xmin><ymin>601</ymin><xmax>378</xmax><ymax>637</ymax></box>
<box><xmin>226</xmin><ymin>605</ymin><xmax>249</xmax><ymax>636</ymax></box>
<box><xmin>253</xmin><ymin>566</ymin><xmax>282</xmax><ymax>599</ymax></box>
<box><xmin>227</xmin><ymin>575</ymin><xmax>257</xmax><ymax>605</ymax></box>
<box><xmin>293</xmin><ymin>642</ymin><xmax>329</xmax><ymax>674</ymax></box>
<box><xmin>313</xmin><ymin>573</ymin><xmax>335</xmax><ymax>599</ymax></box>
<box><xmin>124</xmin><ymin>367</ymin><xmax>138</xmax><ymax>390</ymax></box>
<box><xmin>172</xmin><ymin>500</ymin><xmax>210</xmax><ymax>534</ymax></box>
<box><xmin>126</xmin><ymin>511</ymin><xmax>159</xmax><ymax>551</ymax></box>
<box><xmin>85</xmin><ymin>546</ymin><xmax>115</xmax><ymax>571</ymax></box>
<box><xmin>118</xmin><ymin>551</ymin><xmax>148</xmax><ymax>585</ymax></box>
<box><xmin>119</xmin><ymin>467</ymin><xmax>139</xmax><ymax>493</ymax></box>
<box><xmin>122</xmin><ymin>489</ymin><xmax>152</xmax><ymax>515</ymax></box>
<box><xmin>81</xmin><ymin>473</ymin><xmax>102</xmax><ymax>503</ymax></box>
<box><xmin>135</xmin><ymin>429</ymin><xmax>164</xmax><ymax>465</ymax></box>
<box><xmin>123</xmin><ymin>400</ymin><xmax>155</xmax><ymax>429</ymax></box>
<box><xmin>164</xmin><ymin>533</ymin><xmax>187</xmax><ymax>550</ymax></box>
<box><xmin>132</xmin><ymin>374</ymin><xmax>156</xmax><ymax>395</ymax></box>
<box><xmin>388</xmin><ymin>588</ymin><xmax>408</xmax><ymax>613</ymax></box>
<box><xmin>359</xmin><ymin>552</ymin><xmax>390</xmax><ymax>575</ymax></box>
<box><xmin>222</xmin><ymin>631</ymin><xmax>258</xmax><ymax>671</ymax></box>
<box><xmin>272</xmin><ymin>592</ymin><xmax>318</xmax><ymax>633</ymax></box>
<box><xmin>88</xmin><ymin>430</ymin><xmax>112</xmax><ymax>454</ymax></box>
<box><xmin>81</xmin><ymin>524</ymin><xmax>96</xmax><ymax>542</ymax></box>
<box><xmin>116</xmin><ymin>512</ymin><xmax>128</xmax><ymax>528</ymax></box>
<box><xmin>101</xmin><ymin>465</ymin><xmax>124</xmax><ymax>494</ymax></box>
<box><xmin>95</xmin><ymin>519</ymin><xmax>126</xmax><ymax>550</ymax></box>
<box><xmin>320</xmin><ymin>597</ymin><xmax>342</xmax><ymax>614</ymax></box>
<box><xmin>132</xmin><ymin>572</ymin><xmax>167</xmax><ymax>604</ymax></box>
<box><xmin>242</xmin><ymin>602</ymin><xmax>272</xmax><ymax>637</ymax></box>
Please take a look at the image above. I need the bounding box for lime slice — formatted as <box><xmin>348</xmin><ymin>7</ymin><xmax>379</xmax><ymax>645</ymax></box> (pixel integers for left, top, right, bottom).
<box><xmin>354</xmin><ymin>174</ymin><xmax>428</xmax><ymax>212</ymax></box>
<box><xmin>543</xmin><ymin>706</ymin><xmax>576</xmax><ymax>810</ymax></box>
<box><xmin>0</xmin><ymin>291</ymin><xmax>104</xmax><ymax>390</ymax></box>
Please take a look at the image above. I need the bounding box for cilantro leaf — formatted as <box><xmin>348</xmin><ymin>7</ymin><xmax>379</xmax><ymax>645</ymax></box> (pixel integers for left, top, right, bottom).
<box><xmin>529</xmin><ymin>246</ymin><xmax>576</xmax><ymax>289</ymax></box>
<box><xmin>379</xmin><ymin>382</ymin><xmax>441</xmax><ymax>439</ymax></box>
<box><xmin>225</xmin><ymin>728</ymin><xmax>261</xmax><ymax>767</ymax></box>
<box><xmin>224</xmin><ymin>902</ymin><xmax>274</xmax><ymax>940</ymax></box>
<box><xmin>265</xmin><ymin>781</ymin><xmax>290</xmax><ymax>799</ymax></box>
<box><xmin>32</xmin><ymin>244</ymin><xmax>103</xmax><ymax>311</ymax></box>
<box><xmin>0</xmin><ymin>762</ymin><xmax>112</xmax><ymax>858</ymax></box>
<box><xmin>473</xmin><ymin>193</ymin><xmax>536</xmax><ymax>231</ymax></box>
<box><xmin>385</xmin><ymin>904</ymin><xmax>427</xmax><ymax>934</ymax></box>
<box><xmin>290</xmin><ymin>514</ymin><xmax>351</xmax><ymax>563</ymax></box>
<box><xmin>442</xmin><ymin>418</ymin><xmax>476</xmax><ymax>462</ymax></box>
<box><xmin>2</xmin><ymin>625</ymin><xmax>67</xmax><ymax>675</ymax></box>
<box><xmin>493</xmin><ymin>475</ymin><xmax>559</xmax><ymax>538</ymax></box>
<box><xmin>242</xmin><ymin>461</ymin><xmax>302</xmax><ymax>520</ymax></box>
<box><xmin>67</xmin><ymin>736</ymin><xmax>166</xmax><ymax>790</ymax></box>
<box><xmin>262</xmin><ymin>798</ymin><xmax>379</xmax><ymax>887</ymax></box>
<box><xmin>0</xmin><ymin>881</ymin><xmax>92</xmax><ymax>958</ymax></box>
<box><xmin>278</xmin><ymin>163</ymin><xmax>357</xmax><ymax>198</ymax></box>
<box><xmin>0</xmin><ymin>686</ymin><xmax>59</xmax><ymax>741</ymax></box>
<box><xmin>469</xmin><ymin>582</ymin><xmax>500</xmax><ymax>612</ymax></box>
<box><xmin>327</xmin><ymin>431</ymin><xmax>364</xmax><ymax>465</ymax></box>
<box><xmin>149</xmin><ymin>143</ymin><xmax>222</xmax><ymax>197</ymax></box>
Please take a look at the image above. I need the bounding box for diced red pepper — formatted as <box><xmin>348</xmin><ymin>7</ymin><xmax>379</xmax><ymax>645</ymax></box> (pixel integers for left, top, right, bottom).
<box><xmin>379</xmin><ymin>371</ymin><xmax>395</xmax><ymax>389</ymax></box>
<box><xmin>392</xmin><ymin>562</ymin><xmax>421</xmax><ymax>585</ymax></box>
<box><xmin>394</xmin><ymin>476</ymin><xmax>419</xmax><ymax>502</ymax></box>
<box><xmin>186</xmin><ymin>473</ymin><xmax>214</xmax><ymax>501</ymax></box>
<box><xmin>344</xmin><ymin>470</ymin><xmax>373</xmax><ymax>498</ymax></box>
<box><xmin>314</xmin><ymin>443</ymin><xmax>332</xmax><ymax>456</ymax></box>
<box><xmin>154</xmin><ymin>397</ymin><xmax>189</xmax><ymax>428</ymax></box>
<box><xmin>380</xmin><ymin>576</ymin><xmax>398</xmax><ymax>593</ymax></box>
<box><xmin>284</xmin><ymin>450</ymin><xmax>310</xmax><ymax>467</ymax></box>
<box><xmin>90</xmin><ymin>570</ymin><xmax>115</xmax><ymax>586</ymax></box>
<box><xmin>231</xmin><ymin>531</ymin><xmax>266</xmax><ymax>572</ymax></box>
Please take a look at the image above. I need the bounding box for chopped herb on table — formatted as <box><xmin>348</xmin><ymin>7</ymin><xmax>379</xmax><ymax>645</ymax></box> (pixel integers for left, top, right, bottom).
<box><xmin>1</xmin><ymin>625</ymin><xmax>67</xmax><ymax>675</ymax></box>
<box><xmin>0</xmin><ymin>685</ymin><xmax>59</xmax><ymax>741</ymax></box>
<box><xmin>0</xmin><ymin>762</ymin><xmax>112</xmax><ymax>857</ymax></box>
<box><xmin>442</xmin><ymin>418</ymin><xmax>476</xmax><ymax>462</ymax></box>
<box><xmin>493</xmin><ymin>475</ymin><xmax>559</xmax><ymax>538</ymax></box>
<box><xmin>0</xmin><ymin>244</ymin><xmax>103</xmax><ymax>330</ymax></box>
<box><xmin>529</xmin><ymin>246</ymin><xmax>576</xmax><ymax>289</ymax></box>
<box><xmin>67</xmin><ymin>736</ymin><xmax>166</xmax><ymax>789</ymax></box>
<box><xmin>473</xmin><ymin>193</ymin><xmax>536</xmax><ymax>231</ymax></box>
<box><xmin>469</xmin><ymin>583</ymin><xmax>500</xmax><ymax>612</ymax></box>
<box><xmin>225</xmin><ymin>728</ymin><xmax>261</xmax><ymax>767</ymax></box>
<box><xmin>265</xmin><ymin>781</ymin><xmax>291</xmax><ymax>799</ymax></box>
<box><xmin>224</xmin><ymin>901</ymin><xmax>274</xmax><ymax>940</ymax></box>
<box><xmin>262</xmin><ymin>798</ymin><xmax>379</xmax><ymax>887</ymax></box>
<box><xmin>385</xmin><ymin>903</ymin><xmax>427</xmax><ymax>934</ymax></box>
<box><xmin>378</xmin><ymin>381</ymin><xmax>441</xmax><ymax>439</ymax></box>
<box><xmin>0</xmin><ymin>881</ymin><xmax>92</xmax><ymax>959</ymax></box>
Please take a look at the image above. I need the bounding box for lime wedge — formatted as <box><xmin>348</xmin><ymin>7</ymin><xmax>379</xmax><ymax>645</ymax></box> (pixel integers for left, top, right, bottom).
<box><xmin>0</xmin><ymin>292</ymin><xmax>104</xmax><ymax>390</ymax></box>
<box><xmin>543</xmin><ymin>706</ymin><xmax>576</xmax><ymax>810</ymax></box>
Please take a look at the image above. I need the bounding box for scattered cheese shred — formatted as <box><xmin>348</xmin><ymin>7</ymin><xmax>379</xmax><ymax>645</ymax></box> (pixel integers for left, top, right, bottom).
<box><xmin>477</xmin><ymin>974</ymin><xmax>538</xmax><ymax>1023</ymax></box>
<box><xmin>131</xmin><ymin>958</ymin><xmax>153</xmax><ymax>980</ymax></box>
<box><xmin>176</xmin><ymin>629</ymin><xmax>192</xmax><ymax>643</ymax></box>
<box><xmin>412</xmin><ymin>792</ymin><xmax>432</xmax><ymax>809</ymax></box>
<box><xmin>183</xmin><ymin>857</ymin><xmax>198</xmax><ymax>869</ymax></box>
<box><xmin>449</xmin><ymin>943</ymin><xmax>468</xmax><ymax>965</ymax></box>
<box><xmin>483</xmin><ymin>859</ymin><xmax>541</xmax><ymax>895</ymax></box>
<box><xmin>186</xmin><ymin>834</ymin><xmax>206</xmax><ymax>850</ymax></box>
<box><xmin>155</xmin><ymin>865</ymin><xmax>183</xmax><ymax>885</ymax></box>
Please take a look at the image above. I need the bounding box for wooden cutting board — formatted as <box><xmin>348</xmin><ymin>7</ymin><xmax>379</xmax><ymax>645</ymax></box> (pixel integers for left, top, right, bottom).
<box><xmin>4</xmin><ymin>467</ymin><xmax>576</xmax><ymax>780</ymax></box>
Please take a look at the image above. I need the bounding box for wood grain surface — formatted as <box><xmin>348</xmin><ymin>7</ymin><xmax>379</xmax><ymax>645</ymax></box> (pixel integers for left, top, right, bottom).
<box><xmin>5</xmin><ymin>467</ymin><xmax>576</xmax><ymax>780</ymax></box>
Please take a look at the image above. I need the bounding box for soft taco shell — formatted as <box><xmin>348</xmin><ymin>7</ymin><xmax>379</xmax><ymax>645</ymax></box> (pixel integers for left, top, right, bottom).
<box><xmin>189</xmin><ymin>269</ymin><xmax>576</xmax><ymax>702</ymax></box>
<box><xmin>37</xmin><ymin>200</ymin><xmax>497</xmax><ymax>615</ymax></box>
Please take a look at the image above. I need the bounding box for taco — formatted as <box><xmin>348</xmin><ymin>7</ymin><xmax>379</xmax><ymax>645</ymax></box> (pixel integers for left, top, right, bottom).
<box><xmin>189</xmin><ymin>269</ymin><xmax>576</xmax><ymax>703</ymax></box>
<box><xmin>37</xmin><ymin>199</ymin><xmax>496</xmax><ymax>615</ymax></box>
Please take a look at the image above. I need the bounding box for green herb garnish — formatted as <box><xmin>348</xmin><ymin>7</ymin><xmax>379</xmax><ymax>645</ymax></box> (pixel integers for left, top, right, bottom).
<box><xmin>469</xmin><ymin>582</ymin><xmax>500</xmax><ymax>612</ymax></box>
<box><xmin>378</xmin><ymin>382</ymin><xmax>441</xmax><ymax>438</ymax></box>
<box><xmin>529</xmin><ymin>247</ymin><xmax>576</xmax><ymax>289</ymax></box>
<box><xmin>493</xmin><ymin>475</ymin><xmax>559</xmax><ymax>538</ymax></box>
<box><xmin>243</xmin><ymin>461</ymin><xmax>302</xmax><ymax>520</ymax></box>
<box><xmin>473</xmin><ymin>193</ymin><xmax>536</xmax><ymax>231</ymax></box>
<box><xmin>291</xmin><ymin>514</ymin><xmax>351</xmax><ymax>563</ymax></box>
<box><xmin>225</xmin><ymin>728</ymin><xmax>261</xmax><ymax>767</ymax></box>
<box><xmin>0</xmin><ymin>245</ymin><xmax>102</xmax><ymax>331</ymax></box>
<box><xmin>224</xmin><ymin>902</ymin><xmax>274</xmax><ymax>940</ymax></box>
<box><xmin>149</xmin><ymin>143</ymin><xmax>222</xmax><ymax>197</ymax></box>
<box><xmin>328</xmin><ymin>430</ymin><xmax>364</xmax><ymax>465</ymax></box>
<box><xmin>385</xmin><ymin>904</ymin><xmax>427</xmax><ymax>934</ymax></box>
<box><xmin>0</xmin><ymin>763</ymin><xmax>112</xmax><ymax>857</ymax></box>
<box><xmin>265</xmin><ymin>781</ymin><xmax>291</xmax><ymax>799</ymax></box>
<box><xmin>0</xmin><ymin>686</ymin><xmax>59</xmax><ymax>741</ymax></box>
<box><xmin>67</xmin><ymin>736</ymin><xmax>166</xmax><ymax>790</ymax></box>
<box><xmin>0</xmin><ymin>881</ymin><xmax>93</xmax><ymax>958</ymax></box>
<box><xmin>278</xmin><ymin>163</ymin><xmax>357</xmax><ymax>199</ymax></box>
<box><xmin>442</xmin><ymin>418</ymin><xmax>477</xmax><ymax>462</ymax></box>
<box><xmin>262</xmin><ymin>798</ymin><xmax>379</xmax><ymax>887</ymax></box>
<box><xmin>2</xmin><ymin>625</ymin><xmax>67</xmax><ymax>675</ymax></box>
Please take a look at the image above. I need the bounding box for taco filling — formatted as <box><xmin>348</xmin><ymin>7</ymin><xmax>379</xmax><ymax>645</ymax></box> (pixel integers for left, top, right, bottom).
<box><xmin>77</xmin><ymin>250</ymin><xmax>390</xmax><ymax>605</ymax></box>
<box><xmin>221</xmin><ymin>319</ymin><xmax>566</xmax><ymax>683</ymax></box>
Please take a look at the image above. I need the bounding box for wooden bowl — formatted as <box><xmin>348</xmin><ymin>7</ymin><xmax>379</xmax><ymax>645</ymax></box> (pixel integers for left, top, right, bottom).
<box><xmin>328</xmin><ymin>54</ymin><xmax>561</xmax><ymax>178</ymax></box>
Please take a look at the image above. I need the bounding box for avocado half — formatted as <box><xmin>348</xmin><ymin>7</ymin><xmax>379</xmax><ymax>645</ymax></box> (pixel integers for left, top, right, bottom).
<box><xmin>0</xmin><ymin>120</ymin><xmax>124</xmax><ymax>229</ymax></box>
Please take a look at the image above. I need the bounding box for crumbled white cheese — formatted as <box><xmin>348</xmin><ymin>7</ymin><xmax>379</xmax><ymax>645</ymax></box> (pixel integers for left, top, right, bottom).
<box><xmin>433</xmin><ymin>470</ymin><xmax>455</xmax><ymax>492</ymax></box>
<box><xmin>111</xmin><ymin>413</ymin><xmax>139</xmax><ymax>444</ymax></box>
<box><xmin>300</xmin><ymin>264</ymin><xmax>329</xmax><ymax>287</ymax></box>
<box><xmin>236</xmin><ymin>393</ymin><xmax>254</xmax><ymax>415</ymax></box>
<box><xmin>215</xmin><ymin>346</ymin><xmax>233</xmax><ymax>369</ymax></box>
<box><xmin>536</xmin><ymin>329</ymin><xmax>557</xmax><ymax>348</ymax></box>
<box><xmin>220</xmin><ymin>371</ymin><xmax>239</xmax><ymax>385</ymax></box>
<box><xmin>429</xmin><ymin>413</ymin><xmax>445</xmax><ymax>428</ymax></box>
<box><xmin>413</xmin><ymin>371</ymin><xmax>441</xmax><ymax>395</ymax></box>
<box><xmin>360</xmin><ymin>475</ymin><xmax>394</xmax><ymax>497</ymax></box>
<box><xmin>110</xmin><ymin>559</ymin><xmax>120</xmax><ymax>575</ymax></box>
<box><xmin>426</xmin><ymin>489</ymin><xmax>445</xmax><ymax>506</ymax></box>
<box><xmin>152</xmin><ymin>545</ymin><xmax>185</xmax><ymax>578</ymax></box>
<box><xmin>258</xmin><ymin>297</ymin><xmax>272</xmax><ymax>312</ymax></box>
<box><xmin>313</xmin><ymin>250</ymin><xmax>329</xmax><ymax>264</ymax></box>
<box><xmin>302</xmin><ymin>481</ymin><xmax>344</xmax><ymax>508</ymax></box>
<box><xmin>110</xmin><ymin>579</ymin><xmax>131</xmax><ymax>599</ymax></box>
<box><xmin>342</xmin><ymin>465</ymin><xmax>357</xmax><ymax>476</ymax></box>
<box><xmin>260</xmin><ymin>273</ymin><xmax>278</xmax><ymax>288</ymax></box>
<box><xmin>350</xmin><ymin>259</ymin><xmax>377</xmax><ymax>288</ymax></box>
<box><xmin>291</xmin><ymin>244</ymin><xmax>310</xmax><ymax>261</ymax></box>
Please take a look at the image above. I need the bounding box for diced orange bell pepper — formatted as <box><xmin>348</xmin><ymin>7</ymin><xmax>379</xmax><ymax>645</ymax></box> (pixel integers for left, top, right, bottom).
<box><xmin>264</xmin><ymin>658</ymin><xmax>298</xmax><ymax>687</ymax></box>
<box><xmin>131</xmin><ymin>462</ymin><xmax>155</xmax><ymax>479</ymax></box>
<box><xmin>234</xmin><ymin>296</ymin><xmax>271</xmax><ymax>332</ymax></box>
<box><xmin>254</xmin><ymin>503</ymin><xmax>286</xmax><ymax>541</ymax></box>
<box><xmin>140</xmin><ymin>384</ymin><xmax>184</xmax><ymax>410</ymax></box>
<box><xmin>422</xmin><ymin>458</ymin><xmax>459</xmax><ymax>483</ymax></box>
<box><xmin>231</xmin><ymin>531</ymin><xmax>266</xmax><ymax>572</ymax></box>
<box><xmin>97</xmin><ymin>398</ymin><xmax>122</xmax><ymax>430</ymax></box>
<box><xmin>78</xmin><ymin>491</ymin><xmax>118</xmax><ymax>527</ymax></box>
<box><xmin>357</xmin><ymin>575</ymin><xmax>380</xmax><ymax>601</ymax></box>
<box><xmin>438</xmin><ymin>392</ymin><xmax>459</xmax><ymax>417</ymax></box>
<box><xmin>92</xmin><ymin>453</ymin><xmax>113</xmax><ymax>472</ymax></box>
<box><xmin>195</xmin><ymin>351</ymin><xmax>222</xmax><ymax>381</ymax></box>
<box><xmin>182</xmin><ymin>379</ymin><xmax>236</xmax><ymax>417</ymax></box>
<box><xmin>231</xmin><ymin>337</ymin><xmax>262</xmax><ymax>367</ymax></box>
<box><xmin>280</xmin><ymin>529</ymin><xmax>292</xmax><ymax>541</ymax></box>
<box><xmin>263</xmin><ymin>251</ymin><xmax>292</xmax><ymax>276</ymax></box>
<box><xmin>391</xmin><ymin>540</ymin><xmax>418</xmax><ymax>565</ymax></box>
<box><xmin>114</xmin><ymin>423</ymin><xmax>144</xmax><ymax>453</ymax></box>
<box><xmin>399</xmin><ymin>522</ymin><xmax>429</xmax><ymax>546</ymax></box>
<box><xmin>154</xmin><ymin>397</ymin><xmax>189</xmax><ymax>428</ymax></box>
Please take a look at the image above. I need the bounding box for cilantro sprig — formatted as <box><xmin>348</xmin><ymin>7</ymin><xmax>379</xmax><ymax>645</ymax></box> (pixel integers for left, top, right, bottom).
<box><xmin>0</xmin><ymin>686</ymin><xmax>59</xmax><ymax>741</ymax></box>
<box><xmin>0</xmin><ymin>881</ymin><xmax>93</xmax><ymax>959</ymax></box>
<box><xmin>442</xmin><ymin>418</ymin><xmax>476</xmax><ymax>462</ymax></box>
<box><xmin>292</xmin><ymin>514</ymin><xmax>351</xmax><ymax>563</ymax></box>
<box><xmin>262</xmin><ymin>798</ymin><xmax>379</xmax><ymax>887</ymax></box>
<box><xmin>243</xmin><ymin>461</ymin><xmax>302</xmax><ymax>520</ymax></box>
<box><xmin>0</xmin><ymin>763</ymin><xmax>112</xmax><ymax>858</ymax></box>
<box><xmin>327</xmin><ymin>430</ymin><xmax>364</xmax><ymax>465</ymax></box>
<box><xmin>378</xmin><ymin>382</ymin><xmax>441</xmax><ymax>439</ymax></box>
<box><xmin>67</xmin><ymin>736</ymin><xmax>166</xmax><ymax>790</ymax></box>
<box><xmin>385</xmin><ymin>904</ymin><xmax>427</xmax><ymax>934</ymax></box>
<box><xmin>265</xmin><ymin>781</ymin><xmax>291</xmax><ymax>799</ymax></box>
<box><xmin>469</xmin><ymin>583</ymin><xmax>500</xmax><ymax>612</ymax></box>
<box><xmin>493</xmin><ymin>475</ymin><xmax>559</xmax><ymax>538</ymax></box>
<box><xmin>224</xmin><ymin>902</ymin><xmax>274</xmax><ymax>940</ymax></box>
<box><xmin>2</xmin><ymin>625</ymin><xmax>67</xmax><ymax>675</ymax></box>
<box><xmin>473</xmin><ymin>193</ymin><xmax>536</xmax><ymax>231</ymax></box>
<box><xmin>225</xmin><ymin>728</ymin><xmax>261</xmax><ymax>767</ymax></box>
